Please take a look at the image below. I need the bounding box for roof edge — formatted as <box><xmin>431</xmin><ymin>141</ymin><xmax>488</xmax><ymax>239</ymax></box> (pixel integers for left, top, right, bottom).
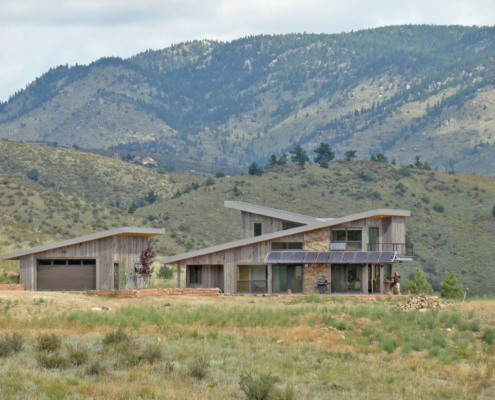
<box><xmin>2</xmin><ymin>227</ymin><xmax>165</xmax><ymax>261</ymax></box>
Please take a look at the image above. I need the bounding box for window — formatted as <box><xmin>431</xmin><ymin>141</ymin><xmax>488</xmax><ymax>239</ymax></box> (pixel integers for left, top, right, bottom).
<box><xmin>53</xmin><ymin>260</ymin><xmax>67</xmax><ymax>265</ymax></box>
<box><xmin>273</xmin><ymin>265</ymin><xmax>303</xmax><ymax>293</ymax></box>
<box><xmin>254</xmin><ymin>223</ymin><xmax>262</xmax><ymax>237</ymax></box>
<box><xmin>283</xmin><ymin>222</ymin><xmax>302</xmax><ymax>230</ymax></box>
<box><xmin>237</xmin><ymin>265</ymin><xmax>267</xmax><ymax>293</ymax></box>
<box><xmin>384</xmin><ymin>264</ymin><xmax>392</xmax><ymax>281</ymax></box>
<box><xmin>190</xmin><ymin>265</ymin><xmax>202</xmax><ymax>284</ymax></box>
<box><xmin>330</xmin><ymin>228</ymin><xmax>362</xmax><ymax>250</ymax></box>
<box><xmin>271</xmin><ymin>242</ymin><xmax>303</xmax><ymax>250</ymax></box>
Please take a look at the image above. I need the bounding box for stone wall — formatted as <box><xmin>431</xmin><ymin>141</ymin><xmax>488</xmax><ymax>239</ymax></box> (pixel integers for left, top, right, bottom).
<box><xmin>303</xmin><ymin>263</ymin><xmax>330</xmax><ymax>293</ymax></box>
<box><xmin>0</xmin><ymin>284</ymin><xmax>24</xmax><ymax>291</ymax></box>
<box><xmin>303</xmin><ymin>228</ymin><xmax>329</xmax><ymax>251</ymax></box>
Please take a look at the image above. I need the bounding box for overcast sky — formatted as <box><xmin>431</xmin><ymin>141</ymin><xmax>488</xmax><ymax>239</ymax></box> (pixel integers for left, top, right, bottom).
<box><xmin>1</xmin><ymin>0</ymin><xmax>494</xmax><ymax>102</ymax></box>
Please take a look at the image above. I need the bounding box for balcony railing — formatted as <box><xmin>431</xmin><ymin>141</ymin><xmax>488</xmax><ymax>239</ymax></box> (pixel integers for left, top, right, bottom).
<box><xmin>367</xmin><ymin>243</ymin><xmax>413</xmax><ymax>257</ymax></box>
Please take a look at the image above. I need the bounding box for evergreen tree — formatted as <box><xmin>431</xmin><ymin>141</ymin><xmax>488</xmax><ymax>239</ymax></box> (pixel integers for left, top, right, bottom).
<box><xmin>408</xmin><ymin>269</ymin><xmax>433</xmax><ymax>295</ymax></box>
<box><xmin>370</xmin><ymin>153</ymin><xmax>388</xmax><ymax>163</ymax></box>
<box><xmin>278</xmin><ymin>153</ymin><xmax>288</xmax><ymax>166</ymax></box>
<box><xmin>440</xmin><ymin>271</ymin><xmax>463</xmax><ymax>299</ymax></box>
<box><xmin>290</xmin><ymin>145</ymin><xmax>309</xmax><ymax>168</ymax></box>
<box><xmin>144</xmin><ymin>190</ymin><xmax>158</xmax><ymax>204</ymax></box>
<box><xmin>422</xmin><ymin>161</ymin><xmax>431</xmax><ymax>170</ymax></box>
<box><xmin>128</xmin><ymin>203</ymin><xmax>137</xmax><ymax>214</ymax></box>
<box><xmin>414</xmin><ymin>155</ymin><xmax>423</xmax><ymax>168</ymax></box>
<box><xmin>267</xmin><ymin>154</ymin><xmax>278</xmax><ymax>168</ymax></box>
<box><xmin>27</xmin><ymin>169</ymin><xmax>39</xmax><ymax>182</ymax></box>
<box><xmin>314</xmin><ymin>142</ymin><xmax>335</xmax><ymax>167</ymax></box>
<box><xmin>492</xmin><ymin>205</ymin><xmax>495</xmax><ymax>218</ymax></box>
<box><xmin>248</xmin><ymin>162</ymin><xmax>264</xmax><ymax>176</ymax></box>
<box><xmin>344</xmin><ymin>150</ymin><xmax>357</xmax><ymax>161</ymax></box>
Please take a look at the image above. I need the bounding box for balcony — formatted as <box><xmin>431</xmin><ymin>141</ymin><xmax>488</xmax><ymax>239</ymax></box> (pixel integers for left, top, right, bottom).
<box><xmin>367</xmin><ymin>243</ymin><xmax>413</xmax><ymax>258</ymax></box>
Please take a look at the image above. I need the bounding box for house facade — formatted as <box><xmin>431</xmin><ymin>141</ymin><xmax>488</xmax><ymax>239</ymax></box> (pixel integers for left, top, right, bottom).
<box><xmin>2</xmin><ymin>227</ymin><xmax>164</xmax><ymax>291</ymax></box>
<box><xmin>160</xmin><ymin>202</ymin><xmax>412</xmax><ymax>295</ymax></box>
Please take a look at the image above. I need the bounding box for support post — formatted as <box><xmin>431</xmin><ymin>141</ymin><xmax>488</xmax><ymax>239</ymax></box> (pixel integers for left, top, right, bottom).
<box><xmin>267</xmin><ymin>264</ymin><xmax>272</xmax><ymax>294</ymax></box>
<box><xmin>361</xmin><ymin>264</ymin><xmax>368</xmax><ymax>294</ymax></box>
<box><xmin>328</xmin><ymin>264</ymin><xmax>332</xmax><ymax>294</ymax></box>
<box><xmin>379</xmin><ymin>265</ymin><xmax>384</xmax><ymax>294</ymax></box>
<box><xmin>177</xmin><ymin>263</ymin><xmax>181</xmax><ymax>288</ymax></box>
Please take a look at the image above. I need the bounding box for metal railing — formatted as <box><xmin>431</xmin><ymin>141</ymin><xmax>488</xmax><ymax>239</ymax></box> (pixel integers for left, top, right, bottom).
<box><xmin>367</xmin><ymin>243</ymin><xmax>413</xmax><ymax>257</ymax></box>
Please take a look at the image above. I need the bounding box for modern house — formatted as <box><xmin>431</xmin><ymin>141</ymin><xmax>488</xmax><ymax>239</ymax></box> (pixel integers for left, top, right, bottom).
<box><xmin>160</xmin><ymin>202</ymin><xmax>412</xmax><ymax>295</ymax></box>
<box><xmin>2</xmin><ymin>227</ymin><xmax>164</xmax><ymax>291</ymax></box>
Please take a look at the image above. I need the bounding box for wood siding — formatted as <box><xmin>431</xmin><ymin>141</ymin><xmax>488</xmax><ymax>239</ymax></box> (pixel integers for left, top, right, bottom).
<box><xmin>18</xmin><ymin>236</ymin><xmax>149</xmax><ymax>291</ymax></box>
<box><xmin>241</xmin><ymin>211</ymin><xmax>303</xmax><ymax>239</ymax></box>
<box><xmin>185</xmin><ymin>265</ymin><xmax>224</xmax><ymax>289</ymax></box>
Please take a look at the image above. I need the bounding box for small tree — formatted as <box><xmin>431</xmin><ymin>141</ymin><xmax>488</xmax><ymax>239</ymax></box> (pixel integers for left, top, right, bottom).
<box><xmin>313</xmin><ymin>142</ymin><xmax>335</xmax><ymax>167</ymax></box>
<box><xmin>144</xmin><ymin>190</ymin><xmax>158</xmax><ymax>204</ymax></box>
<box><xmin>414</xmin><ymin>155</ymin><xmax>423</xmax><ymax>169</ymax></box>
<box><xmin>215</xmin><ymin>170</ymin><xmax>225</xmax><ymax>178</ymax></box>
<box><xmin>491</xmin><ymin>205</ymin><xmax>495</xmax><ymax>218</ymax></box>
<box><xmin>27</xmin><ymin>169</ymin><xmax>39</xmax><ymax>182</ymax></box>
<box><xmin>422</xmin><ymin>161</ymin><xmax>431</xmax><ymax>170</ymax></box>
<box><xmin>344</xmin><ymin>150</ymin><xmax>357</xmax><ymax>161</ymax></box>
<box><xmin>204</xmin><ymin>176</ymin><xmax>215</xmax><ymax>186</ymax></box>
<box><xmin>266</xmin><ymin>155</ymin><xmax>278</xmax><ymax>169</ymax></box>
<box><xmin>440</xmin><ymin>271</ymin><xmax>463</xmax><ymax>300</ymax></box>
<box><xmin>248</xmin><ymin>162</ymin><xmax>264</xmax><ymax>176</ymax></box>
<box><xmin>370</xmin><ymin>153</ymin><xmax>388</xmax><ymax>163</ymax></box>
<box><xmin>408</xmin><ymin>269</ymin><xmax>433</xmax><ymax>295</ymax></box>
<box><xmin>289</xmin><ymin>145</ymin><xmax>309</xmax><ymax>168</ymax></box>
<box><xmin>277</xmin><ymin>153</ymin><xmax>288</xmax><ymax>166</ymax></box>
<box><xmin>157</xmin><ymin>265</ymin><xmax>174</xmax><ymax>280</ymax></box>
<box><xmin>128</xmin><ymin>204</ymin><xmax>137</xmax><ymax>214</ymax></box>
<box><xmin>139</xmin><ymin>240</ymin><xmax>156</xmax><ymax>277</ymax></box>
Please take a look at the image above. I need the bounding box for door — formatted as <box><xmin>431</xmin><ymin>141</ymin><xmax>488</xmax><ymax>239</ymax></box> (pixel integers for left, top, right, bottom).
<box><xmin>37</xmin><ymin>260</ymin><xmax>96</xmax><ymax>291</ymax></box>
<box><xmin>331</xmin><ymin>265</ymin><xmax>347</xmax><ymax>293</ymax></box>
<box><xmin>114</xmin><ymin>263</ymin><xmax>119</xmax><ymax>290</ymax></box>
<box><xmin>272</xmin><ymin>265</ymin><xmax>303</xmax><ymax>293</ymax></box>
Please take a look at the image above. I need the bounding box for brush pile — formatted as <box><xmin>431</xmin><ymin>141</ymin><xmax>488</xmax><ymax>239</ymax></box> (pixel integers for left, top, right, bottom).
<box><xmin>393</xmin><ymin>294</ymin><xmax>449</xmax><ymax>312</ymax></box>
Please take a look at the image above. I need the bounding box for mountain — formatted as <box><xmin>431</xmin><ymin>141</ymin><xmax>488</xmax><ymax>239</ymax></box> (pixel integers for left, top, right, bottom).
<box><xmin>1</xmin><ymin>25</ymin><xmax>495</xmax><ymax>174</ymax></box>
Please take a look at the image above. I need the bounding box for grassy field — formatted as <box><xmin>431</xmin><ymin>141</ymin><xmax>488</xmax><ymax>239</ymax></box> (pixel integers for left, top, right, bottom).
<box><xmin>0</xmin><ymin>292</ymin><xmax>494</xmax><ymax>399</ymax></box>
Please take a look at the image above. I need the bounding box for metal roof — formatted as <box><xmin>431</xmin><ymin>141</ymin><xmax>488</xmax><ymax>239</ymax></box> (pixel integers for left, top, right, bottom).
<box><xmin>2</xmin><ymin>227</ymin><xmax>165</xmax><ymax>260</ymax></box>
<box><xmin>160</xmin><ymin>208</ymin><xmax>410</xmax><ymax>264</ymax></box>
<box><xmin>224</xmin><ymin>201</ymin><xmax>332</xmax><ymax>224</ymax></box>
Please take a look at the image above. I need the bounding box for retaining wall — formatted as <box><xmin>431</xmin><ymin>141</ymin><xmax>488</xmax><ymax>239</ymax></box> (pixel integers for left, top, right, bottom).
<box><xmin>87</xmin><ymin>288</ymin><xmax>220</xmax><ymax>298</ymax></box>
<box><xmin>0</xmin><ymin>284</ymin><xmax>24</xmax><ymax>291</ymax></box>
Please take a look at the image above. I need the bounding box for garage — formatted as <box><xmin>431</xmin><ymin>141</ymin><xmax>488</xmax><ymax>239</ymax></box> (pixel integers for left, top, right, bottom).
<box><xmin>37</xmin><ymin>260</ymin><xmax>96</xmax><ymax>291</ymax></box>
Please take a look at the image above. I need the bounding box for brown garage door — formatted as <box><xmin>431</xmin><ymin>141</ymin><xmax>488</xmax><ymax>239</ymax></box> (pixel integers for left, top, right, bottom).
<box><xmin>37</xmin><ymin>260</ymin><xmax>96</xmax><ymax>291</ymax></box>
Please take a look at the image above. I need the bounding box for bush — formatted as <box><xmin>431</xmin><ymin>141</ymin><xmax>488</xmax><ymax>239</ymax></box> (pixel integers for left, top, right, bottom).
<box><xmin>189</xmin><ymin>356</ymin><xmax>208</xmax><ymax>380</ymax></box>
<box><xmin>141</xmin><ymin>343</ymin><xmax>163</xmax><ymax>364</ymax></box>
<box><xmin>37</xmin><ymin>334</ymin><xmax>61</xmax><ymax>352</ymax></box>
<box><xmin>433</xmin><ymin>203</ymin><xmax>444</xmax><ymax>213</ymax></box>
<box><xmin>483</xmin><ymin>327</ymin><xmax>495</xmax><ymax>345</ymax></box>
<box><xmin>396</xmin><ymin>166</ymin><xmax>411</xmax><ymax>177</ymax></box>
<box><xmin>0</xmin><ymin>333</ymin><xmax>24</xmax><ymax>357</ymax></box>
<box><xmin>27</xmin><ymin>169</ymin><xmax>39</xmax><ymax>182</ymax></box>
<box><xmin>103</xmin><ymin>328</ymin><xmax>130</xmax><ymax>346</ymax></box>
<box><xmin>157</xmin><ymin>265</ymin><xmax>174</xmax><ymax>280</ymax></box>
<box><xmin>204</xmin><ymin>176</ymin><xmax>215</xmax><ymax>186</ymax></box>
<box><xmin>440</xmin><ymin>271</ymin><xmax>463</xmax><ymax>300</ymax></box>
<box><xmin>215</xmin><ymin>171</ymin><xmax>226</xmax><ymax>178</ymax></box>
<box><xmin>86</xmin><ymin>360</ymin><xmax>105</xmax><ymax>376</ymax></box>
<box><xmin>408</xmin><ymin>269</ymin><xmax>433</xmax><ymax>295</ymax></box>
<box><xmin>37</xmin><ymin>353</ymin><xmax>69</xmax><ymax>369</ymax></box>
<box><xmin>492</xmin><ymin>205</ymin><xmax>495</xmax><ymax>218</ymax></box>
<box><xmin>68</xmin><ymin>345</ymin><xmax>89</xmax><ymax>366</ymax></box>
<box><xmin>239</xmin><ymin>371</ymin><xmax>278</xmax><ymax>400</ymax></box>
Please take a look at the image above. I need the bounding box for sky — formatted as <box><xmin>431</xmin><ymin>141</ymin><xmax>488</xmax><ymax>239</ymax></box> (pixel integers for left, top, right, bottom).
<box><xmin>1</xmin><ymin>0</ymin><xmax>495</xmax><ymax>102</ymax></box>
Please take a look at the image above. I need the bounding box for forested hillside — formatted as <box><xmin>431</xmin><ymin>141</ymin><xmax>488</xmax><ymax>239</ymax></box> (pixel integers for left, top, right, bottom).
<box><xmin>1</xmin><ymin>25</ymin><xmax>495</xmax><ymax>174</ymax></box>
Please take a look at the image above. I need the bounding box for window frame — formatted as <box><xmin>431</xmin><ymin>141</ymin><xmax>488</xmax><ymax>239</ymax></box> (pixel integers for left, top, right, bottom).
<box><xmin>189</xmin><ymin>265</ymin><xmax>202</xmax><ymax>284</ymax></box>
<box><xmin>254</xmin><ymin>222</ymin><xmax>262</xmax><ymax>237</ymax></box>
<box><xmin>330</xmin><ymin>228</ymin><xmax>362</xmax><ymax>251</ymax></box>
<box><xmin>271</xmin><ymin>242</ymin><xmax>304</xmax><ymax>251</ymax></box>
<box><xmin>237</xmin><ymin>265</ymin><xmax>268</xmax><ymax>293</ymax></box>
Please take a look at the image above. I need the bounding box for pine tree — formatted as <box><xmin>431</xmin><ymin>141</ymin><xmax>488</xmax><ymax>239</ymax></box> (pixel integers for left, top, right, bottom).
<box><xmin>278</xmin><ymin>153</ymin><xmax>288</xmax><ymax>166</ymax></box>
<box><xmin>408</xmin><ymin>269</ymin><xmax>433</xmax><ymax>295</ymax></box>
<box><xmin>289</xmin><ymin>145</ymin><xmax>309</xmax><ymax>168</ymax></box>
<box><xmin>440</xmin><ymin>271</ymin><xmax>463</xmax><ymax>299</ymax></box>
<box><xmin>414</xmin><ymin>155</ymin><xmax>423</xmax><ymax>168</ymax></box>
<box><xmin>128</xmin><ymin>204</ymin><xmax>137</xmax><ymax>214</ymax></box>
<box><xmin>370</xmin><ymin>153</ymin><xmax>388</xmax><ymax>163</ymax></box>
<box><xmin>314</xmin><ymin>142</ymin><xmax>335</xmax><ymax>167</ymax></box>
<box><xmin>267</xmin><ymin>154</ymin><xmax>278</xmax><ymax>168</ymax></box>
<box><xmin>344</xmin><ymin>150</ymin><xmax>357</xmax><ymax>161</ymax></box>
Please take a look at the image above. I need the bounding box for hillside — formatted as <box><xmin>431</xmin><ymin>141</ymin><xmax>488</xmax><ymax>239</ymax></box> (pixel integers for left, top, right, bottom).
<box><xmin>139</xmin><ymin>161</ymin><xmax>495</xmax><ymax>295</ymax></box>
<box><xmin>1</xmin><ymin>26</ymin><xmax>495</xmax><ymax>174</ymax></box>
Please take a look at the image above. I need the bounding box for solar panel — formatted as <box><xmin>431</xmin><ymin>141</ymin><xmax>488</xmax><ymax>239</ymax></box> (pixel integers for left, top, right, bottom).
<box><xmin>290</xmin><ymin>252</ymin><xmax>306</xmax><ymax>264</ymax></box>
<box><xmin>352</xmin><ymin>252</ymin><xmax>368</xmax><ymax>264</ymax></box>
<box><xmin>341</xmin><ymin>251</ymin><xmax>356</xmax><ymax>263</ymax></box>
<box><xmin>316</xmin><ymin>252</ymin><xmax>331</xmax><ymax>263</ymax></box>
<box><xmin>265</xmin><ymin>252</ymin><xmax>281</xmax><ymax>264</ymax></box>
<box><xmin>365</xmin><ymin>252</ymin><xmax>380</xmax><ymax>264</ymax></box>
<box><xmin>378</xmin><ymin>251</ymin><xmax>395</xmax><ymax>263</ymax></box>
<box><xmin>278</xmin><ymin>252</ymin><xmax>294</xmax><ymax>264</ymax></box>
<box><xmin>303</xmin><ymin>252</ymin><xmax>318</xmax><ymax>264</ymax></box>
<box><xmin>328</xmin><ymin>252</ymin><xmax>343</xmax><ymax>263</ymax></box>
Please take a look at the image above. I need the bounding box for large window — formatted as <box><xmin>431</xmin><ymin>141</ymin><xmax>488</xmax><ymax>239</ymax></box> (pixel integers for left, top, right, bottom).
<box><xmin>237</xmin><ymin>265</ymin><xmax>267</xmax><ymax>293</ymax></box>
<box><xmin>271</xmin><ymin>242</ymin><xmax>303</xmax><ymax>250</ymax></box>
<box><xmin>331</xmin><ymin>265</ymin><xmax>362</xmax><ymax>293</ymax></box>
<box><xmin>254</xmin><ymin>223</ymin><xmax>262</xmax><ymax>237</ymax></box>
<box><xmin>190</xmin><ymin>265</ymin><xmax>202</xmax><ymax>284</ymax></box>
<box><xmin>330</xmin><ymin>228</ymin><xmax>362</xmax><ymax>250</ymax></box>
<box><xmin>273</xmin><ymin>265</ymin><xmax>303</xmax><ymax>293</ymax></box>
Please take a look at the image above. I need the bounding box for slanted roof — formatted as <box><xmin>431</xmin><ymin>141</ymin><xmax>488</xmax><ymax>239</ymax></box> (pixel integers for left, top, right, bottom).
<box><xmin>160</xmin><ymin>208</ymin><xmax>410</xmax><ymax>264</ymax></box>
<box><xmin>2</xmin><ymin>227</ymin><xmax>165</xmax><ymax>261</ymax></box>
<box><xmin>224</xmin><ymin>201</ymin><xmax>332</xmax><ymax>224</ymax></box>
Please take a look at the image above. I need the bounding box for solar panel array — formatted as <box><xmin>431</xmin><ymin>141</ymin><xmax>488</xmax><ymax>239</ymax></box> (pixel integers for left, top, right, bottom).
<box><xmin>264</xmin><ymin>251</ymin><xmax>396</xmax><ymax>264</ymax></box>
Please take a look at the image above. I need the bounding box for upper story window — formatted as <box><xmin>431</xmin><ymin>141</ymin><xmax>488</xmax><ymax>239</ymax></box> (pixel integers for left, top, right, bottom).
<box><xmin>330</xmin><ymin>228</ymin><xmax>362</xmax><ymax>250</ymax></box>
<box><xmin>272</xmin><ymin>242</ymin><xmax>303</xmax><ymax>250</ymax></box>
<box><xmin>254</xmin><ymin>223</ymin><xmax>262</xmax><ymax>237</ymax></box>
<box><xmin>283</xmin><ymin>222</ymin><xmax>302</xmax><ymax>230</ymax></box>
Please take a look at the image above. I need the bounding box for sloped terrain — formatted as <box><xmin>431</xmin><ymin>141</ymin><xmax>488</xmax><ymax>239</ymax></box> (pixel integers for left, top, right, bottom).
<box><xmin>1</xmin><ymin>26</ymin><xmax>495</xmax><ymax>173</ymax></box>
<box><xmin>139</xmin><ymin>161</ymin><xmax>495</xmax><ymax>295</ymax></box>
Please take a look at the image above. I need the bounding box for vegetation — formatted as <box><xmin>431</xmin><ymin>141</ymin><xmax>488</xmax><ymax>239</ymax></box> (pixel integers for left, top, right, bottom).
<box><xmin>441</xmin><ymin>271</ymin><xmax>464</xmax><ymax>300</ymax></box>
<box><xmin>408</xmin><ymin>269</ymin><xmax>433</xmax><ymax>295</ymax></box>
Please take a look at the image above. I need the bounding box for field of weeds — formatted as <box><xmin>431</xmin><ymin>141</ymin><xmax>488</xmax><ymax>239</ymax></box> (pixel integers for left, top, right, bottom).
<box><xmin>0</xmin><ymin>294</ymin><xmax>494</xmax><ymax>399</ymax></box>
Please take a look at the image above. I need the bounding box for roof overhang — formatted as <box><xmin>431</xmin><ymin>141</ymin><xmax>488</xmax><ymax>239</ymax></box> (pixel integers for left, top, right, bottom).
<box><xmin>160</xmin><ymin>208</ymin><xmax>410</xmax><ymax>264</ymax></box>
<box><xmin>2</xmin><ymin>227</ymin><xmax>165</xmax><ymax>261</ymax></box>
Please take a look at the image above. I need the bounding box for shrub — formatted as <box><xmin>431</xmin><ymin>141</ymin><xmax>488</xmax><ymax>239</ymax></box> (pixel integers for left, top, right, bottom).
<box><xmin>421</xmin><ymin>196</ymin><xmax>430</xmax><ymax>204</ymax></box>
<box><xmin>408</xmin><ymin>269</ymin><xmax>433</xmax><ymax>295</ymax></box>
<box><xmin>103</xmin><ymin>328</ymin><xmax>130</xmax><ymax>346</ymax></box>
<box><xmin>433</xmin><ymin>203</ymin><xmax>444</xmax><ymax>213</ymax></box>
<box><xmin>492</xmin><ymin>205</ymin><xmax>495</xmax><ymax>218</ymax></box>
<box><xmin>86</xmin><ymin>360</ymin><xmax>105</xmax><ymax>376</ymax></box>
<box><xmin>141</xmin><ymin>343</ymin><xmax>163</xmax><ymax>364</ymax></box>
<box><xmin>239</xmin><ymin>371</ymin><xmax>278</xmax><ymax>400</ymax></box>
<box><xmin>0</xmin><ymin>333</ymin><xmax>24</xmax><ymax>357</ymax></box>
<box><xmin>440</xmin><ymin>272</ymin><xmax>463</xmax><ymax>300</ymax></box>
<box><xmin>204</xmin><ymin>176</ymin><xmax>215</xmax><ymax>186</ymax></box>
<box><xmin>189</xmin><ymin>356</ymin><xmax>208</xmax><ymax>380</ymax></box>
<box><xmin>157</xmin><ymin>265</ymin><xmax>174</xmax><ymax>280</ymax></box>
<box><xmin>396</xmin><ymin>166</ymin><xmax>411</xmax><ymax>177</ymax></box>
<box><xmin>215</xmin><ymin>171</ymin><xmax>226</xmax><ymax>178</ymax></box>
<box><xmin>37</xmin><ymin>334</ymin><xmax>61</xmax><ymax>352</ymax></box>
<box><xmin>483</xmin><ymin>327</ymin><xmax>495</xmax><ymax>345</ymax></box>
<box><xmin>37</xmin><ymin>353</ymin><xmax>69</xmax><ymax>369</ymax></box>
<box><xmin>68</xmin><ymin>345</ymin><xmax>89</xmax><ymax>366</ymax></box>
<box><xmin>27</xmin><ymin>169</ymin><xmax>39</xmax><ymax>182</ymax></box>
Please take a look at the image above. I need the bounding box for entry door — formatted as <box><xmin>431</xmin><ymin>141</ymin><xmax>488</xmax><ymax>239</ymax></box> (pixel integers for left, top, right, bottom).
<box><xmin>331</xmin><ymin>265</ymin><xmax>347</xmax><ymax>293</ymax></box>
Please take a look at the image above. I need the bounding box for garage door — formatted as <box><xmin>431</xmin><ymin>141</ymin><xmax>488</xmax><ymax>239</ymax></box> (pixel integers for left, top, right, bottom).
<box><xmin>37</xmin><ymin>260</ymin><xmax>96</xmax><ymax>291</ymax></box>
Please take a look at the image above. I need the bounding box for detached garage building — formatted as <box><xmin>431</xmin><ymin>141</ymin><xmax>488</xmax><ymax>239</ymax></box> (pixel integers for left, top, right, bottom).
<box><xmin>2</xmin><ymin>227</ymin><xmax>164</xmax><ymax>291</ymax></box>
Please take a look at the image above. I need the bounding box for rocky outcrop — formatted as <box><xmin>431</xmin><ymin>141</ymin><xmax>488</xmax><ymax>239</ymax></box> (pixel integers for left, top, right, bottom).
<box><xmin>393</xmin><ymin>294</ymin><xmax>449</xmax><ymax>311</ymax></box>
